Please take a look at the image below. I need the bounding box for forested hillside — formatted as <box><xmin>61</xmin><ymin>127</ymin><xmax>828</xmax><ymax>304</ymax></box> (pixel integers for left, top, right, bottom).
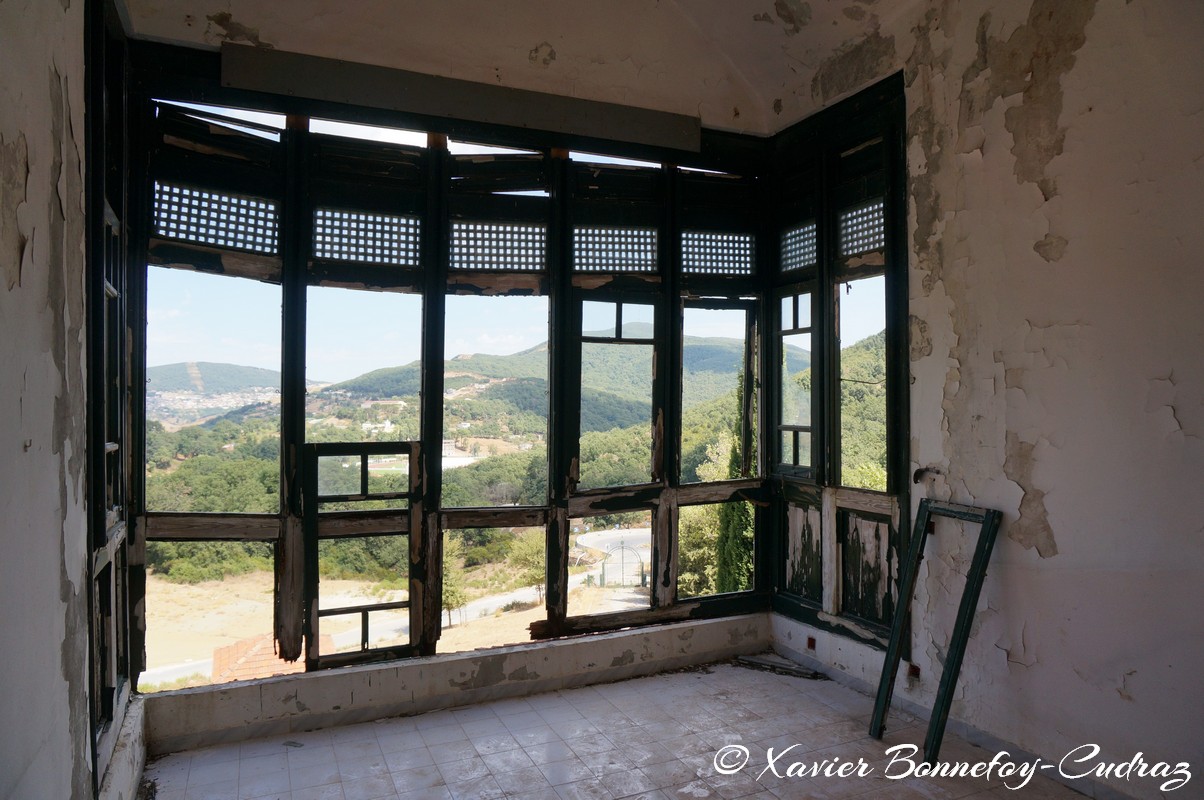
<box><xmin>147</xmin><ymin>362</ymin><xmax>283</xmax><ymax>393</ymax></box>
<box><xmin>142</xmin><ymin>329</ymin><xmax>887</xmax><ymax>592</ymax></box>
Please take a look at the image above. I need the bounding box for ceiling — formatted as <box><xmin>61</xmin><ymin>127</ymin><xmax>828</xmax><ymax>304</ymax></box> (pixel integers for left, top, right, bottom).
<box><xmin>118</xmin><ymin>0</ymin><xmax>925</xmax><ymax>135</ymax></box>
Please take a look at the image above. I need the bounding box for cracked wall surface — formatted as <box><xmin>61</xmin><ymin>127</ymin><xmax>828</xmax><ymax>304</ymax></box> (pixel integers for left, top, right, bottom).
<box><xmin>122</xmin><ymin>0</ymin><xmax>941</xmax><ymax>134</ymax></box>
<box><xmin>0</xmin><ymin>1</ymin><xmax>92</xmax><ymax>798</ymax></box>
<box><xmin>897</xmin><ymin>2</ymin><xmax>1204</xmax><ymax>797</ymax></box>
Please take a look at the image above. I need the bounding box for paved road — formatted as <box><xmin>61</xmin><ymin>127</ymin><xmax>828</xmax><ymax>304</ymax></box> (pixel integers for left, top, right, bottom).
<box><xmin>576</xmin><ymin>527</ymin><xmax>653</xmax><ymax>557</ymax></box>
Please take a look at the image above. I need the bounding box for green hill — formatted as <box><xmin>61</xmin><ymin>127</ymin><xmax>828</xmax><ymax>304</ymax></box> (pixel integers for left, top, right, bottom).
<box><xmin>329</xmin><ymin>334</ymin><xmax>809</xmax><ymax>414</ymax></box>
<box><xmin>147</xmin><ymin>362</ymin><xmax>282</xmax><ymax>393</ymax></box>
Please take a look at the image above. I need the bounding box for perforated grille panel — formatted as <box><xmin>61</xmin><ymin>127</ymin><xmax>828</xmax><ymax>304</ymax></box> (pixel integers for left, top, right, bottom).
<box><xmin>451</xmin><ymin>222</ymin><xmax>546</xmax><ymax>271</ymax></box>
<box><xmin>839</xmin><ymin>200</ymin><xmax>885</xmax><ymax>256</ymax></box>
<box><xmin>781</xmin><ymin>223</ymin><xmax>818</xmax><ymax>272</ymax></box>
<box><xmin>682</xmin><ymin>232</ymin><xmax>753</xmax><ymax>275</ymax></box>
<box><xmin>573</xmin><ymin>227</ymin><xmax>658</xmax><ymax>272</ymax></box>
<box><xmin>153</xmin><ymin>182</ymin><xmax>278</xmax><ymax>254</ymax></box>
<box><xmin>313</xmin><ymin>209</ymin><xmax>421</xmax><ymax>267</ymax></box>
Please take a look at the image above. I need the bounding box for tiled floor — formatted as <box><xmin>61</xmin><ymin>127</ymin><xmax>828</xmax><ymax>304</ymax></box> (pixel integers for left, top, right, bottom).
<box><xmin>142</xmin><ymin>662</ymin><xmax>1086</xmax><ymax>800</ymax></box>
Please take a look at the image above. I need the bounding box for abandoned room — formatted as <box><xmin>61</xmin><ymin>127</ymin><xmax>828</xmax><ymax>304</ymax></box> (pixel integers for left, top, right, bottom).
<box><xmin>2</xmin><ymin>0</ymin><xmax>1202</xmax><ymax>798</ymax></box>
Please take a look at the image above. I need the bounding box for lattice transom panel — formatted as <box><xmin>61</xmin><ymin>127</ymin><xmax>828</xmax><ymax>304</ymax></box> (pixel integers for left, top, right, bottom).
<box><xmin>781</xmin><ymin>222</ymin><xmax>818</xmax><ymax>272</ymax></box>
<box><xmin>153</xmin><ymin>182</ymin><xmax>278</xmax><ymax>254</ymax></box>
<box><xmin>839</xmin><ymin>200</ymin><xmax>885</xmax><ymax>256</ymax></box>
<box><xmin>682</xmin><ymin>232</ymin><xmax>753</xmax><ymax>275</ymax></box>
<box><xmin>314</xmin><ymin>209</ymin><xmax>421</xmax><ymax>267</ymax></box>
<box><xmin>451</xmin><ymin>222</ymin><xmax>546</xmax><ymax>271</ymax></box>
<box><xmin>573</xmin><ymin>227</ymin><xmax>658</xmax><ymax>272</ymax></box>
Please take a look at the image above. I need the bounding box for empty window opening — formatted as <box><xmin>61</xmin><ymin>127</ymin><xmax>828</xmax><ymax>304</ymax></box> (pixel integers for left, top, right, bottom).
<box><xmin>578</xmin><ymin>301</ymin><xmax>655</xmax><ymax>490</ymax></box>
<box><xmin>141</xmin><ymin>543</ymin><xmax>278</xmax><ymax>692</ymax></box>
<box><xmin>838</xmin><ymin>275</ymin><xmax>887</xmax><ymax>491</ymax></box>
<box><xmin>309</xmin><ymin>117</ymin><xmax>428</xmax><ymax>148</ymax></box>
<box><xmin>568</xmin><ymin>511</ymin><xmax>653</xmax><ymax>617</ymax></box>
<box><xmin>317</xmin><ymin>534</ymin><xmax>410</xmax><ymax>656</ymax></box>
<box><xmin>439</xmin><ymin>526</ymin><xmax>547</xmax><ymax>652</ymax></box>
<box><xmin>441</xmin><ymin>295</ymin><xmax>549</xmax><ymax>508</ymax></box>
<box><xmin>569</xmin><ymin>151</ymin><xmax>660</xmax><ymax>169</ymax></box>
<box><xmin>144</xmin><ymin>267</ymin><xmax>281</xmax><ymax>513</ymax></box>
<box><xmin>305</xmin><ymin>287</ymin><xmax>423</xmax><ymax>446</ymax></box>
<box><xmin>448</xmin><ymin>139</ymin><xmax>538</xmax><ymax>156</ymax></box>
<box><xmin>681</xmin><ymin>306</ymin><xmax>751</xmax><ymax>483</ymax></box>
<box><xmin>157</xmin><ymin>99</ymin><xmax>285</xmax><ymax>138</ymax></box>
<box><xmin>677</xmin><ymin>500</ymin><xmax>756</xmax><ymax>598</ymax></box>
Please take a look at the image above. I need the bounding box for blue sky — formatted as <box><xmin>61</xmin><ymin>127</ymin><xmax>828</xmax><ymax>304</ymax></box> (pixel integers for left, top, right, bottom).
<box><xmin>147</xmin><ymin>267</ymin><xmax>885</xmax><ymax>383</ymax></box>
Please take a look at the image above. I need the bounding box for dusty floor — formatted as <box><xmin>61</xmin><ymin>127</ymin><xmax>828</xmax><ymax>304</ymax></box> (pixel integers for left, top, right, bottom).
<box><xmin>141</xmin><ymin>662</ymin><xmax>1087</xmax><ymax>799</ymax></box>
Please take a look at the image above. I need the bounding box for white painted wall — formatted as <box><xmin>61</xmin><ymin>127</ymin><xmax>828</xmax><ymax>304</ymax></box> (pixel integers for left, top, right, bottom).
<box><xmin>0</xmin><ymin>2</ymin><xmax>93</xmax><ymax>798</ymax></box>
<box><xmin>772</xmin><ymin>2</ymin><xmax>1204</xmax><ymax>797</ymax></box>
<box><xmin>900</xmin><ymin>3</ymin><xmax>1204</xmax><ymax>796</ymax></box>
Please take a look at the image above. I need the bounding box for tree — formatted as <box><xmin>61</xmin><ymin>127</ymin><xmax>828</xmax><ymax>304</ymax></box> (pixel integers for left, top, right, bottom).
<box><xmin>715</xmin><ymin>375</ymin><xmax>755</xmax><ymax>593</ymax></box>
<box><xmin>677</xmin><ymin>504</ymin><xmax>719</xmax><ymax>597</ymax></box>
<box><xmin>508</xmin><ymin>529</ymin><xmax>546</xmax><ymax>602</ymax></box>
<box><xmin>442</xmin><ymin>536</ymin><xmax>468</xmax><ymax>627</ymax></box>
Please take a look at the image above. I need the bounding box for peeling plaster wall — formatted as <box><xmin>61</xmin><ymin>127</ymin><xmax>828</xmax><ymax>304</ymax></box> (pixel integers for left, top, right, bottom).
<box><xmin>901</xmin><ymin>2</ymin><xmax>1204</xmax><ymax>793</ymax></box>
<box><xmin>0</xmin><ymin>1</ymin><xmax>92</xmax><ymax>799</ymax></box>
<box><xmin>775</xmin><ymin>1</ymin><xmax>1204</xmax><ymax>795</ymax></box>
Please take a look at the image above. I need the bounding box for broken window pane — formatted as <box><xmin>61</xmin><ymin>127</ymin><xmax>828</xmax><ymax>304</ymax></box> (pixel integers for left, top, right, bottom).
<box><xmin>677</xmin><ymin>500</ymin><xmax>755</xmax><ymax>599</ymax></box>
<box><xmin>305</xmin><ymin>286</ymin><xmax>423</xmax><ymax>446</ymax></box>
<box><xmin>441</xmin><ymin>295</ymin><xmax>549</xmax><ymax>508</ymax></box>
<box><xmin>439</xmin><ymin>527</ymin><xmax>545</xmax><ymax>653</ymax></box>
<box><xmin>144</xmin><ymin>267</ymin><xmax>281</xmax><ymax>513</ymax></box>
<box><xmin>568</xmin><ymin>512</ymin><xmax>652</xmax><ymax>616</ymax></box>
<box><xmin>838</xmin><ymin>275</ymin><xmax>887</xmax><ymax>491</ymax></box>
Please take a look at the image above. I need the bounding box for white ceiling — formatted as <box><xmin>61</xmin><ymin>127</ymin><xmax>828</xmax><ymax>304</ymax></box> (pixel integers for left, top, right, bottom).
<box><xmin>120</xmin><ymin>0</ymin><xmax>925</xmax><ymax>135</ymax></box>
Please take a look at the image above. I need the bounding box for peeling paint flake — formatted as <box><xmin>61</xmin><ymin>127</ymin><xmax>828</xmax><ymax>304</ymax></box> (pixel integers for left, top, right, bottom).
<box><xmin>958</xmin><ymin>1</ymin><xmax>1098</xmax><ymax>190</ymax></box>
<box><xmin>1002</xmin><ymin>432</ymin><xmax>1057</xmax><ymax>557</ymax></box>
<box><xmin>774</xmin><ymin>0</ymin><xmax>812</xmax><ymax>35</ymax></box>
<box><xmin>909</xmin><ymin>315</ymin><xmax>933</xmax><ymax>361</ymax></box>
<box><xmin>528</xmin><ymin>41</ymin><xmax>557</xmax><ymax>67</ymax></box>
<box><xmin>206</xmin><ymin>12</ymin><xmax>274</xmax><ymax>49</ymax></box>
<box><xmin>812</xmin><ymin>30</ymin><xmax>896</xmax><ymax>106</ymax></box>
<box><xmin>1</xmin><ymin>132</ymin><xmax>29</xmax><ymax>291</ymax></box>
<box><xmin>1032</xmin><ymin>233</ymin><xmax>1067</xmax><ymax>262</ymax></box>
